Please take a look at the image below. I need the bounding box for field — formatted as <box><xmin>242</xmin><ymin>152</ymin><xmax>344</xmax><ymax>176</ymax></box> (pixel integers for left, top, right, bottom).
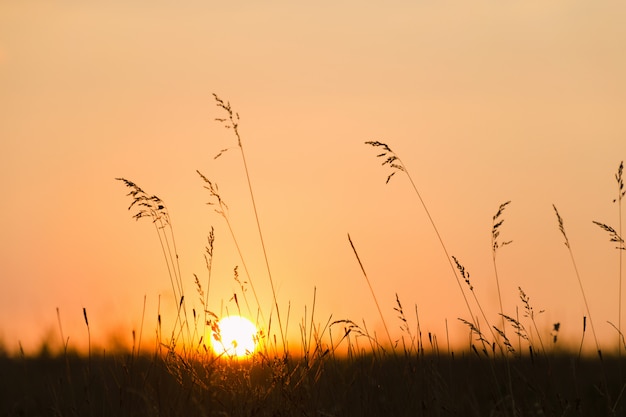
<box><xmin>2</xmin><ymin>96</ymin><xmax>624</xmax><ymax>417</ymax></box>
<box><xmin>1</xmin><ymin>348</ymin><xmax>623</xmax><ymax>416</ymax></box>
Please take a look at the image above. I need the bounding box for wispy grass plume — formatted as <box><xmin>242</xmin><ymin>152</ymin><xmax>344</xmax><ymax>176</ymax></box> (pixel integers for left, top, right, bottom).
<box><xmin>117</xmin><ymin>178</ymin><xmax>190</xmax><ymax>349</ymax></box>
<box><xmin>492</xmin><ymin>201</ymin><xmax>512</xmax><ymax>335</ymax></box>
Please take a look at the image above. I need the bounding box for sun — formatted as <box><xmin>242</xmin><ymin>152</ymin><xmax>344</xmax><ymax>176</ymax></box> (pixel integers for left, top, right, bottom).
<box><xmin>210</xmin><ymin>315</ymin><xmax>259</xmax><ymax>357</ymax></box>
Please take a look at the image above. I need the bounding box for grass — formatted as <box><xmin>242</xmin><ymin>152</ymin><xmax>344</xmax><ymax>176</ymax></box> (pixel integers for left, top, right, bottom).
<box><xmin>3</xmin><ymin>350</ymin><xmax>625</xmax><ymax>416</ymax></box>
<box><xmin>3</xmin><ymin>97</ymin><xmax>625</xmax><ymax>416</ymax></box>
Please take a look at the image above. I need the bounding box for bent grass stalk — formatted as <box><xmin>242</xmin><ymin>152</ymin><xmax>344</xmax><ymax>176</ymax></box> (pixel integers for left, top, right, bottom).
<box><xmin>365</xmin><ymin>141</ymin><xmax>477</xmax><ymax>328</ymax></box>
<box><xmin>116</xmin><ymin>178</ymin><xmax>191</xmax><ymax>350</ymax></box>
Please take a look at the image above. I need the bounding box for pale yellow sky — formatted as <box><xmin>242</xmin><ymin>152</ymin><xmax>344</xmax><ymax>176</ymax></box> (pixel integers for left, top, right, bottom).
<box><xmin>1</xmin><ymin>1</ymin><xmax>626</xmax><ymax>355</ymax></box>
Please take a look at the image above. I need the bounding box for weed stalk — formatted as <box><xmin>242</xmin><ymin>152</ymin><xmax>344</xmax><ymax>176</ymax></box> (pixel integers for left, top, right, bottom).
<box><xmin>347</xmin><ymin>234</ymin><xmax>395</xmax><ymax>354</ymax></box>
<box><xmin>213</xmin><ymin>94</ymin><xmax>286</xmax><ymax>354</ymax></box>
<box><xmin>553</xmin><ymin>204</ymin><xmax>601</xmax><ymax>358</ymax></box>
<box><xmin>365</xmin><ymin>141</ymin><xmax>476</xmax><ymax>328</ymax></box>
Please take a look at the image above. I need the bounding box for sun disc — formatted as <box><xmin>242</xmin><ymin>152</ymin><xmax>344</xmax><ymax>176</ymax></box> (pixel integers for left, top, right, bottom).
<box><xmin>211</xmin><ymin>315</ymin><xmax>258</xmax><ymax>357</ymax></box>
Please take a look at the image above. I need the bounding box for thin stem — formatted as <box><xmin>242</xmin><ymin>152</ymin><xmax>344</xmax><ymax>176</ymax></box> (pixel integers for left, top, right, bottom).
<box><xmin>117</xmin><ymin>178</ymin><xmax>191</xmax><ymax>350</ymax></box>
<box><xmin>554</xmin><ymin>204</ymin><xmax>601</xmax><ymax>357</ymax></box>
<box><xmin>616</xmin><ymin>161</ymin><xmax>624</xmax><ymax>363</ymax></box>
<box><xmin>452</xmin><ymin>256</ymin><xmax>502</xmax><ymax>356</ymax></box>
<box><xmin>197</xmin><ymin>172</ymin><xmax>265</xmax><ymax>327</ymax></box>
<box><xmin>203</xmin><ymin>228</ymin><xmax>215</xmax><ymax>340</ymax></box>
<box><xmin>492</xmin><ymin>201</ymin><xmax>512</xmax><ymax>338</ymax></box>
<box><xmin>366</xmin><ymin>141</ymin><xmax>476</xmax><ymax>326</ymax></box>
<box><xmin>223</xmin><ymin>210</ymin><xmax>266</xmax><ymax>324</ymax></box>
<box><xmin>240</xmin><ymin>141</ymin><xmax>285</xmax><ymax>349</ymax></box>
<box><xmin>347</xmin><ymin>234</ymin><xmax>395</xmax><ymax>353</ymax></box>
<box><xmin>213</xmin><ymin>95</ymin><xmax>286</xmax><ymax>353</ymax></box>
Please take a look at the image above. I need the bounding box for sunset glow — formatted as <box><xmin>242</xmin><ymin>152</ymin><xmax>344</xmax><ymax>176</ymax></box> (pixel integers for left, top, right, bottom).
<box><xmin>211</xmin><ymin>316</ymin><xmax>259</xmax><ymax>358</ymax></box>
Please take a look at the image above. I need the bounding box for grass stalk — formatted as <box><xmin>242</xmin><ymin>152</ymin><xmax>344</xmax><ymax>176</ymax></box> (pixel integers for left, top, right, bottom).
<box><xmin>594</xmin><ymin>162</ymin><xmax>625</xmax><ymax>380</ymax></box>
<box><xmin>347</xmin><ymin>233</ymin><xmax>395</xmax><ymax>354</ymax></box>
<box><xmin>491</xmin><ymin>201</ymin><xmax>512</xmax><ymax>337</ymax></box>
<box><xmin>137</xmin><ymin>295</ymin><xmax>146</xmax><ymax>356</ymax></box>
<box><xmin>83</xmin><ymin>307</ymin><xmax>91</xmax><ymax>376</ymax></box>
<box><xmin>615</xmin><ymin>162</ymin><xmax>626</xmax><ymax>357</ymax></box>
<box><xmin>553</xmin><ymin>204</ymin><xmax>601</xmax><ymax>357</ymax></box>
<box><xmin>116</xmin><ymin>178</ymin><xmax>191</xmax><ymax>350</ymax></box>
<box><xmin>518</xmin><ymin>287</ymin><xmax>546</xmax><ymax>356</ymax></box>
<box><xmin>452</xmin><ymin>256</ymin><xmax>501</xmax><ymax>355</ymax></box>
<box><xmin>203</xmin><ymin>227</ymin><xmax>215</xmax><ymax>338</ymax></box>
<box><xmin>613</xmin><ymin>161</ymin><xmax>626</xmax><ymax>362</ymax></box>
<box><xmin>365</xmin><ymin>141</ymin><xmax>476</xmax><ymax>327</ymax></box>
<box><xmin>197</xmin><ymin>172</ymin><xmax>266</xmax><ymax>328</ymax></box>
<box><xmin>612</xmin><ymin>162</ymin><xmax>625</xmax><ymax>363</ymax></box>
<box><xmin>213</xmin><ymin>94</ymin><xmax>286</xmax><ymax>354</ymax></box>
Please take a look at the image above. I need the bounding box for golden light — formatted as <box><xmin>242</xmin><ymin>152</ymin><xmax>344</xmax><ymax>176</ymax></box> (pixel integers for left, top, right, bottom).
<box><xmin>210</xmin><ymin>315</ymin><xmax>259</xmax><ymax>357</ymax></box>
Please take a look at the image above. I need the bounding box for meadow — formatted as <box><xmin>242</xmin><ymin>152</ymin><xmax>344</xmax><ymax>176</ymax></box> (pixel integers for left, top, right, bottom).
<box><xmin>2</xmin><ymin>96</ymin><xmax>625</xmax><ymax>417</ymax></box>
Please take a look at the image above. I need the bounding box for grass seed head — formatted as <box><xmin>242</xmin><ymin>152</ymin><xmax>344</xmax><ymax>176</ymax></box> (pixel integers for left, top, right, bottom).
<box><xmin>365</xmin><ymin>140</ymin><xmax>406</xmax><ymax>184</ymax></box>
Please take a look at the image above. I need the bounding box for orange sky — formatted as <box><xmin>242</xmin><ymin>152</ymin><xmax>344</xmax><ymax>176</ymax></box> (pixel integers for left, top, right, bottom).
<box><xmin>1</xmin><ymin>1</ymin><xmax>626</xmax><ymax>356</ymax></box>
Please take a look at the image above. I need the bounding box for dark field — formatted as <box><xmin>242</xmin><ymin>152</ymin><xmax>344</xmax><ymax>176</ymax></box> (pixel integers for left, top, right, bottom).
<box><xmin>1</xmin><ymin>351</ymin><xmax>623</xmax><ymax>417</ymax></box>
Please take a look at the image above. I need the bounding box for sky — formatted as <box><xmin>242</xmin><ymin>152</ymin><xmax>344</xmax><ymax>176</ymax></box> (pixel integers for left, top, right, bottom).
<box><xmin>1</xmin><ymin>1</ymin><xmax>626</xmax><ymax>356</ymax></box>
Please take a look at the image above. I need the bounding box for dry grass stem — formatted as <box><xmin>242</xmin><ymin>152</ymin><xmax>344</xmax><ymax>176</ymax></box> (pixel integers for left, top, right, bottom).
<box><xmin>213</xmin><ymin>94</ymin><xmax>285</xmax><ymax>353</ymax></box>
<box><xmin>553</xmin><ymin>204</ymin><xmax>601</xmax><ymax>358</ymax></box>
<box><xmin>492</xmin><ymin>201</ymin><xmax>512</xmax><ymax>335</ymax></box>
<box><xmin>347</xmin><ymin>234</ymin><xmax>395</xmax><ymax>354</ymax></box>
<box><xmin>117</xmin><ymin>177</ymin><xmax>191</xmax><ymax>349</ymax></box>
<box><xmin>365</xmin><ymin>140</ymin><xmax>477</xmax><ymax>329</ymax></box>
<box><xmin>196</xmin><ymin>170</ymin><xmax>266</xmax><ymax>330</ymax></box>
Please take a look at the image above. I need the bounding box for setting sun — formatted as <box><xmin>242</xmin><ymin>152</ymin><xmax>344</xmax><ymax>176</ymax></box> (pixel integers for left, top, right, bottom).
<box><xmin>210</xmin><ymin>316</ymin><xmax>259</xmax><ymax>357</ymax></box>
